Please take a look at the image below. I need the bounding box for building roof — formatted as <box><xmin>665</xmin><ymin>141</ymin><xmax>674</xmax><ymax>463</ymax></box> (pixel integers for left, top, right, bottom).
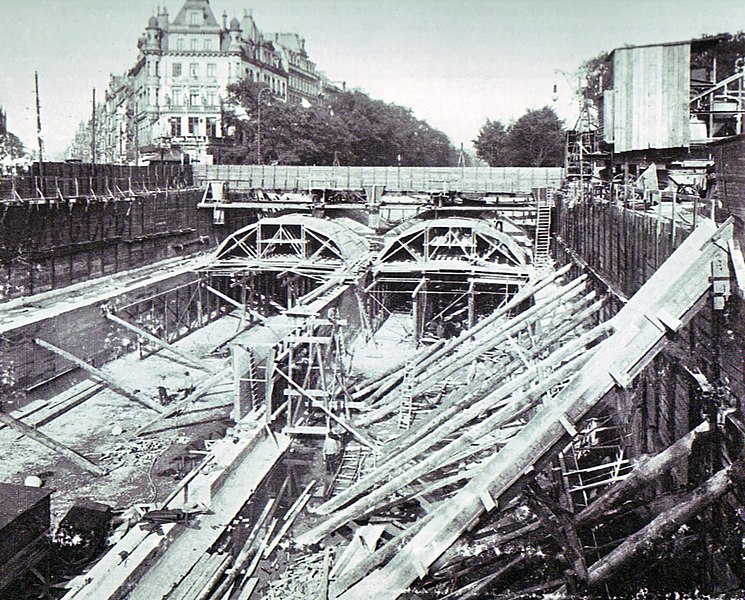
<box><xmin>171</xmin><ymin>0</ymin><xmax>220</xmax><ymax>28</ymax></box>
<box><xmin>270</xmin><ymin>33</ymin><xmax>307</xmax><ymax>55</ymax></box>
<box><xmin>241</xmin><ymin>13</ymin><xmax>261</xmax><ymax>43</ymax></box>
<box><xmin>609</xmin><ymin>34</ymin><xmax>726</xmax><ymax>57</ymax></box>
<box><xmin>0</xmin><ymin>483</ymin><xmax>52</xmax><ymax>532</ymax></box>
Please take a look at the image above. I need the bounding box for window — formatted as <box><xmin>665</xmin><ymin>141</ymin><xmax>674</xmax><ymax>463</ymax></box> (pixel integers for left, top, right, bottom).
<box><xmin>190</xmin><ymin>12</ymin><xmax>199</xmax><ymax>25</ymax></box>
<box><xmin>190</xmin><ymin>63</ymin><xmax>199</xmax><ymax>77</ymax></box>
<box><xmin>189</xmin><ymin>90</ymin><xmax>200</xmax><ymax>106</ymax></box>
<box><xmin>191</xmin><ymin>38</ymin><xmax>199</xmax><ymax>51</ymax></box>
<box><xmin>172</xmin><ymin>63</ymin><xmax>182</xmax><ymax>77</ymax></box>
<box><xmin>177</xmin><ymin>38</ymin><xmax>185</xmax><ymax>50</ymax></box>
<box><xmin>188</xmin><ymin>117</ymin><xmax>200</xmax><ymax>135</ymax></box>
<box><xmin>170</xmin><ymin>117</ymin><xmax>182</xmax><ymax>136</ymax></box>
<box><xmin>206</xmin><ymin>91</ymin><xmax>216</xmax><ymax>106</ymax></box>
<box><xmin>204</xmin><ymin>39</ymin><xmax>212</xmax><ymax>51</ymax></box>
<box><xmin>206</xmin><ymin>117</ymin><xmax>217</xmax><ymax>138</ymax></box>
<box><xmin>207</xmin><ymin>63</ymin><xmax>216</xmax><ymax>78</ymax></box>
<box><xmin>172</xmin><ymin>88</ymin><xmax>182</xmax><ymax>106</ymax></box>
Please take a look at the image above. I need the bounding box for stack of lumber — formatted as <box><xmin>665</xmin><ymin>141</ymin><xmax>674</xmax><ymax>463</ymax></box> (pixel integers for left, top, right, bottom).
<box><xmin>282</xmin><ymin>267</ymin><xmax>606</xmax><ymax>600</ymax></box>
<box><xmin>324</xmin><ymin>219</ymin><xmax>735</xmax><ymax>599</ymax></box>
<box><xmin>350</xmin><ymin>264</ymin><xmax>594</xmax><ymax>428</ymax></box>
<box><xmin>165</xmin><ymin>552</ymin><xmax>232</xmax><ymax>600</ymax></box>
<box><xmin>284</xmin><ymin>219</ymin><xmax>738</xmax><ymax>600</ymax></box>
<box><xmin>300</xmin><ymin>269</ymin><xmax>608</xmax><ymax>549</ymax></box>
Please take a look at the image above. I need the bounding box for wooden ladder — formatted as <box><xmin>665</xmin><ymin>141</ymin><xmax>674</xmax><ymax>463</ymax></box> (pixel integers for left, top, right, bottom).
<box><xmin>246</xmin><ymin>348</ymin><xmax>261</xmax><ymax>407</ymax></box>
<box><xmin>331</xmin><ymin>445</ymin><xmax>363</xmax><ymax>496</ymax></box>
<box><xmin>534</xmin><ymin>189</ymin><xmax>553</xmax><ymax>268</ymax></box>
<box><xmin>398</xmin><ymin>363</ymin><xmax>415</xmax><ymax>430</ymax></box>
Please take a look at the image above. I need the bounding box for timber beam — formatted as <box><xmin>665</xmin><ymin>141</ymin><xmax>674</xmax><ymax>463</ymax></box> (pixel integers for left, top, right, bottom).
<box><xmin>105</xmin><ymin>311</ymin><xmax>208</xmax><ymax>371</ymax></box>
<box><xmin>0</xmin><ymin>411</ymin><xmax>107</xmax><ymax>476</ymax></box>
<box><xmin>34</xmin><ymin>338</ymin><xmax>165</xmax><ymax>414</ymax></box>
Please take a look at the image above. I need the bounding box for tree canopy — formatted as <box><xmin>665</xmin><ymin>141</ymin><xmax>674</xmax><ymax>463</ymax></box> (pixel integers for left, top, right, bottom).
<box><xmin>473</xmin><ymin>120</ymin><xmax>508</xmax><ymax>167</ymax></box>
<box><xmin>473</xmin><ymin>107</ymin><xmax>565</xmax><ymax>167</ymax></box>
<box><xmin>214</xmin><ymin>80</ymin><xmax>457</xmax><ymax>166</ymax></box>
<box><xmin>0</xmin><ymin>130</ymin><xmax>30</xmax><ymax>173</ymax></box>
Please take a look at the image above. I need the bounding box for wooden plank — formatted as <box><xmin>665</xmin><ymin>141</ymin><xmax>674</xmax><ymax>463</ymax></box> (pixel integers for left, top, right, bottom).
<box><xmin>105</xmin><ymin>312</ymin><xmax>208</xmax><ymax>371</ymax></box>
<box><xmin>137</xmin><ymin>405</ymin><xmax>231</xmax><ymax>436</ymax></box>
<box><xmin>584</xmin><ymin>461</ymin><xmax>742</xmax><ymax>589</ymax></box>
<box><xmin>233</xmin><ymin>578</ymin><xmax>258</xmax><ymax>600</ymax></box>
<box><xmin>338</xmin><ymin>219</ymin><xmax>733</xmax><ymax>600</ymax></box>
<box><xmin>33</xmin><ymin>338</ymin><xmax>164</xmax><ymax>414</ymax></box>
<box><xmin>0</xmin><ymin>411</ymin><xmax>107</xmax><ymax>476</ymax></box>
<box><xmin>0</xmin><ymin>381</ymin><xmax>103</xmax><ymax>434</ymax></box>
<box><xmin>263</xmin><ymin>480</ymin><xmax>316</xmax><ymax>559</ymax></box>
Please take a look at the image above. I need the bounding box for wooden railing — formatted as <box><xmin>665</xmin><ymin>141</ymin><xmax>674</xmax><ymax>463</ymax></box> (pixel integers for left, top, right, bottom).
<box><xmin>193</xmin><ymin>164</ymin><xmax>564</xmax><ymax>194</ymax></box>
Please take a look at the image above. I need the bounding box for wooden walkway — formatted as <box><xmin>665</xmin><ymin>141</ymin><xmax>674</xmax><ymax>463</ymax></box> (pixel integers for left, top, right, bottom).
<box><xmin>194</xmin><ymin>165</ymin><xmax>563</xmax><ymax>194</ymax></box>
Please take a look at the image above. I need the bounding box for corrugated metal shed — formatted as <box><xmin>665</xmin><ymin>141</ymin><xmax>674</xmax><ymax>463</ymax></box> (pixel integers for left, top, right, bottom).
<box><xmin>609</xmin><ymin>42</ymin><xmax>690</xmax><ymax>153</ymax></box>
<box><xmin>603</xmin><ymin>90</ymin><xmax>615</xmax><ymax>144</ymax></box>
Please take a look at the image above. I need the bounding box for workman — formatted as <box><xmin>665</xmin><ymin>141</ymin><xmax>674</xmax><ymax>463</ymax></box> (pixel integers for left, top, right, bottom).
<box><xmin>323</xmin><ymin>432</ymin><xmax>341</xmax><ymax>474</ymax></box>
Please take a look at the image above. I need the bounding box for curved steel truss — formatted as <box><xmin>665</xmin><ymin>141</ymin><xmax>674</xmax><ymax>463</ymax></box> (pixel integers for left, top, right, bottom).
<box><xmin>374</xmin><ymin>217</ymin><xmax>531</xmax><ymax>277</ymax></box>
<box><xmin>204</xmin><ymin>215</ymin><xmax>370</xmax><ymax>277</ymax></box>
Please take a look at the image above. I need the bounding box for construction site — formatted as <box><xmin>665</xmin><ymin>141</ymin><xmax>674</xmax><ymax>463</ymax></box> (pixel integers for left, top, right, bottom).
<box><xmin>1</xmin><ymin>33</ymin><xmax>745</xmax><ymax>600</ymax></box>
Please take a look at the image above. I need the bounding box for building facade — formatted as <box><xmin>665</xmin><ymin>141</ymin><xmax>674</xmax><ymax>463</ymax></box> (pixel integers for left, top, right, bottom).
<box><xmin>100</xmin><ymin>0</ymin><xmax>326</xmax><ymax>164</ymax></box>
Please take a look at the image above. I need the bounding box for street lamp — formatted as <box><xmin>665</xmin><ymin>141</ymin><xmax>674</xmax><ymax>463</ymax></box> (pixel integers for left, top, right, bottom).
<box><xmin>257</xmin><ymin>86</ymin><xmax>272</xmax><ymax>165</ymax></box>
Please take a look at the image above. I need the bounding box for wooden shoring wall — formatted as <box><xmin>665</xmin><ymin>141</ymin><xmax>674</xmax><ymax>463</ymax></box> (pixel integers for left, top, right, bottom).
<box><xmin>0</xmin><ymin>161</ymin><xmax>192</xmax><ymax>201</ymax></box>
<box><xmin>193</xmin><ymin>164</ymin><xmax>564</xmax><ymax>195</ymax></box>
<box><xmin>554</xmin><ymin>197</ymin><xmax>745</xmax><ymax>480</ymax></box>
<box><xmin>115</xmin><ymin>275</ymin><xmax>228</xmax><ymax>350</ymax></box>
<box><xmin>0</xmin><ymin>271</ymin><xmax>208</xmax><ymax>411</ymax></box>
<box><xmin>0</xmin><ymin>189</ymin><xmax>255</xmax><ymax>301</ymax></box>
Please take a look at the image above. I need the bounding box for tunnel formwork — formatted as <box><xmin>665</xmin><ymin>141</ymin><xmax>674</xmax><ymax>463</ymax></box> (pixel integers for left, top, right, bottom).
<box><xmin>200</xmin><ymin>214</ymin><xmax>371</xmax><ymax>315</ymax></box>
<box><xmin>366</xmin><ymin>217</ymin><xmax>533</xmax><ymax>342</ymax></box>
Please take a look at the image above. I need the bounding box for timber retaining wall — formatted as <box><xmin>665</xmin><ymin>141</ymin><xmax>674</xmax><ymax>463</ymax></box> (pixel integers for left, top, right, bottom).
<box><xmin>0</xmin><ymin>268</ymin><xmax>237</xmax><ymax>412</ymax></box>
<box><xmin>0</xmin><ymin>189</ymin><xmax>254</xmax><ymax>301</ymax></box>
<box><xmin>553</xmin><ymin>198</ymin><xmax>744</xmax><ymax>478</ymax></box>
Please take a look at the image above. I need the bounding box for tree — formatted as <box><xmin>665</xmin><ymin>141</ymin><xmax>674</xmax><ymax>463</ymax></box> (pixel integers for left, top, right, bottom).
<box><xmin>693</xmin><ymin>32</ymin><xmax>745</xmax><ymax>84</ymax></box>
<box><xmin>214</xmin><ymin>80</ymin><xmax>457</xmax><ymax>166</ymax></box>
<box><xmin>0</xmin><ymin>131</ymin><xmax>30</xmax><ymax>174</ymax></box>
<box><xmin>474</xmin><ymin>107</ymin><xmax>565</xmax><ymax>167</ymax></box>
<box><xmin>578</xmin><ymin>51</ymin><xmax>611</xmax><ymax>130</ymax></box>
<box><xmin>473</xmin><ymin>119</ymin><xmax>509</xmax><ymax>166</ymax></box>
<box><xmin>506</xmin><ymin>107</ymin><xmax>565</xmax><ymax>167</ymax></box>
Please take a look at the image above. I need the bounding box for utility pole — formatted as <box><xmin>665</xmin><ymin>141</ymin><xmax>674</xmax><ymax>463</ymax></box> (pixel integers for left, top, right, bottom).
<box><xmin>458</xmin><ymin>143</ymin><xmax>466</xmax><ymax>169</ymax></box>
<box><xmin>91</xmin><ymin>88</ymin><xmax>96</xmax><ymax>167</ymax></box>
<box><xmin>257</xmin><ymin>86</ymin><xmax>271</xmax><ymax>165</ymax></box>
<box><xmin>134</xmin><ymin>107</ymin><xmax>139</xmax><ymax>166</ymax></box>
<box><xmin>34</xmin><ymin>71</ymin><xmax>44</xmax><ymax>193</ymax></box>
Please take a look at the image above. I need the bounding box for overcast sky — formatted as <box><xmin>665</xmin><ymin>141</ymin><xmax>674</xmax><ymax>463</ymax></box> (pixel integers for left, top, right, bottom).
<box><xmin>1</xmin><ymin>0</ymin><xmax>744</xmax><ymax>159</ymax></box>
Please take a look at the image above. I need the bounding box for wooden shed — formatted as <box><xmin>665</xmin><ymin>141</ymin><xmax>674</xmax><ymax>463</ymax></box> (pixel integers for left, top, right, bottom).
<box><xmin>604</xmin><ymin>41</ymin><xmax>691</xmax><ymax>153</ymax></box>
